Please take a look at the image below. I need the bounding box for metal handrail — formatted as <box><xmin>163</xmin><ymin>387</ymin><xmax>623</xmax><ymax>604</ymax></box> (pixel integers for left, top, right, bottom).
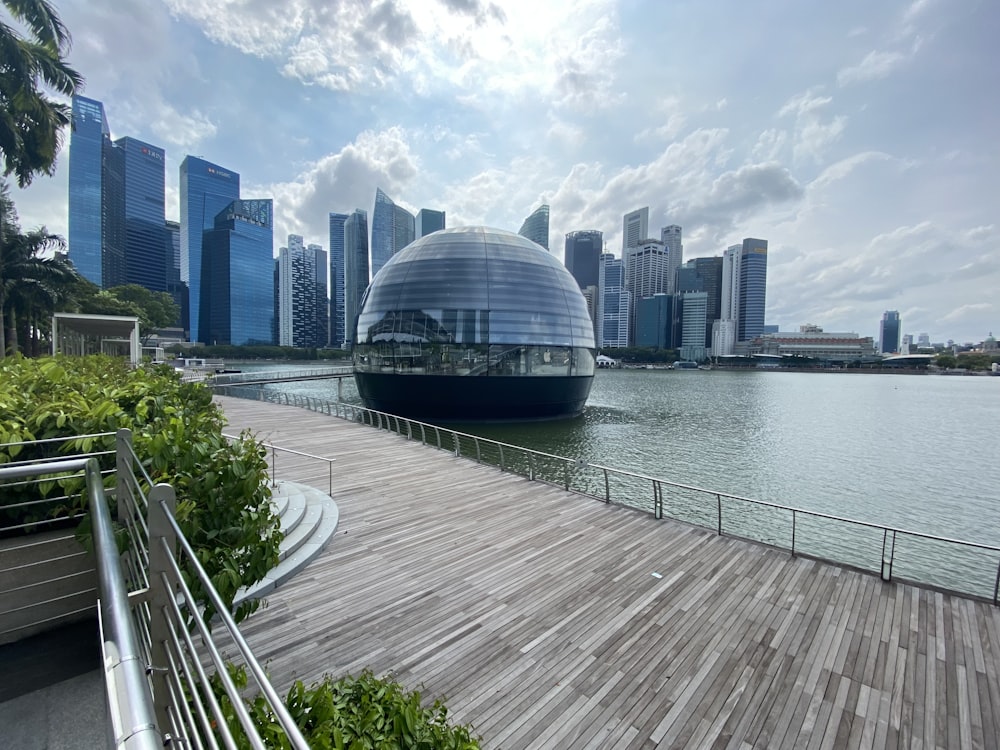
<box><xmin>222</xmin><ymin>433</ymin><xmax>334</xmax><ymax>496</ymax></box>
<box><xmin>209</xmin><ymin>365</ymin><xmax>353</xmax><ymax>387</ymax></box>
<box><xmin>0</xmin><ymin>458</ymin><xmax>161</xmax><ymax>750</ymax></box>
<box><xmin>222</xmin><ymin>385</ymin><xmax>1000</xmax><ymax>604</ymax></box>
<box><xmin>1</xmin><ymin>432</ymin><xmax>312</xmax><ymax>747</ymax></box>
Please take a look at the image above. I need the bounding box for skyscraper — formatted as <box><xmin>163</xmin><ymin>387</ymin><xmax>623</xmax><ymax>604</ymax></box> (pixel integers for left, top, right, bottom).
<box><xmin>599</xmin><ymin>253</ymin><xmax>630</xmax><ymax>348</ymax></box>
<box><xmin>68</xmin><ymin>96</ymin><xmax>108</xmax><ymax>286</ymax></box>
<box><xmin>679</xmin><ymin>292</ymin><xmax>708</xmax><ymax>361</ymax></box>
<box><xmin>880</xmin><ymin>311</ymin><xmax>901</xmax><ymax>354</ymax></box>
<box><xmin>737</xmin><ymin>238</ymin><xmax>768</xmax><ymax>342</ymax></box>
<box><xmin>622</xmin><ymin>207</ymin><xmax>649</xmax><ymax>251</ymax></box>
<box><xmin>278</xmin><ymin>235</ymin><xmax>317</xmax><ymax>347</ymax></box>
<box><xmin>371</xmin><ymin>188</ymin><xmax>414</xmax><ymax>277</ymax></box>
<box><xmin>661</xmin><ymin>224</ymin><xmax>683</xmax><ymax>294</ymax></box>
<box><xmin>200</xmin><ymin>199</ymin><xmax>273</xmax><ymax>346</ymax></box>
<box><xmin>118</xmin><ymin>137</ymin><xmax>167</xmax><ymax>292</ymax></box>
<box><xmin>312</xmin><ymin>243</ymin><xmax>328</xmax><ymax>348</ymax></box>
<box><xmin>518</xmin><ymin>204</ymin><xmax>550</xmax><ymax>250</ymax></box>
<box><xmin>680</xmin><ymin>256</ymin><xmax>723</xmax><ymax>348</ymax></box>
<box><xmin>180</xmin><ymin>156</ymin><xmax>240</xmax><ymax>343</ymax></box>
<box><xmin>415</xmin><ymin>208</ymin><xmax>445</xmax><ymax>238</ymax></box>
<box><xmin>344</xmin><ymin>209</ymin><xmax>369</xmax><ymax>346</ymax></box>
<box><xmin>635</xmin><ymin>293</ymin><xmax>674</xmax><ymax>349</ymax></box>
<box><xmin>624</xmin><ymin>240</ymin><xmax>671</xmax><ymax>345</ymax></box>
<box><xmin>68</xmin><ymin>97</ymin><xmax>167</xmax><ymax>292</ymax></box>
<box><xmin>564</xmin><ymin>230</ymin><xmax>603</xmax><ymax>290</ymax></box>
<box><xmin>165</xmin><ymin>220</ymin><xmax>187</xmax><ymax>330</ymax></box>
<box><xmin>329</xmin><ymin>213</ymin><xmax>348</xmax><ymax>348</ymax></box>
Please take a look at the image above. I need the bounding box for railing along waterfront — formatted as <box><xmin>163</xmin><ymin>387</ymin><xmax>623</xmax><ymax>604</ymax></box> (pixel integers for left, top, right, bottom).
<box><xmin>209</xmin><ymin>365</ymin><xmax>353</xmax><ymax>387</ymax></box>
<box><xmin>218</xmin><ymin>385</ymin><xmax>1000</xmax><ymax>605</ymax></box>
<box><xmin>0</xmin><ymin>430</ymin><xmax>309</xmax><ymax>749</ymax></box>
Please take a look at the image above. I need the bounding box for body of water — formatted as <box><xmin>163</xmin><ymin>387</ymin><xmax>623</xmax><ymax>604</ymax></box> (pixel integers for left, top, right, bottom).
<box><xmin>233</xmin><ymin>363</ymin><xmax>1000</xmax><ymax>596</ymax></box>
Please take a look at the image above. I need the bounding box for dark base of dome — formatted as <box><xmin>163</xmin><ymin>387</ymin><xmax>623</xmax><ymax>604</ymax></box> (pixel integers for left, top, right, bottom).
<box><xmin>353</xmin><ymin>372</ymin><xmax>593</xmax><ymax>422</ymax></box>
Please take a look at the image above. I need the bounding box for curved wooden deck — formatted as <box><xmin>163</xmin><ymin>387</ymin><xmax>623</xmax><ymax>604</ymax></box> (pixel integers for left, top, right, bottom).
<box><xmin>217</xmin><ymin>396</ymin><xmax>1000</xmax><ymax>749</ymax></box>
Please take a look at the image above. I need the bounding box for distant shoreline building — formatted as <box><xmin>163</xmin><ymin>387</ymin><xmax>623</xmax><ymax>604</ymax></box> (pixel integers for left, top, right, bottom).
<box><xmin>879</xmin><ymin>311</ymin><xmax>901</xmax><ymax>354</ymax></box>
<box><xmin>518</xmin><ymin>204</ymin><xmax>550</xmax><ymax>250</ymax></box>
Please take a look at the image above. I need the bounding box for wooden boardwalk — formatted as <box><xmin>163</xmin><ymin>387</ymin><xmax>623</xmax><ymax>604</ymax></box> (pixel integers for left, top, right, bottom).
<box><xmin>217</xmin><ymin>396</ymin><xmax>1000</xmax><ymax>749</ymax></box>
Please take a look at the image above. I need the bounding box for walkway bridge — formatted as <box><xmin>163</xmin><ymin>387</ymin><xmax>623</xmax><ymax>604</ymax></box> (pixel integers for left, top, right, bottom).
<box><xmin>214</xmin><ymin>393</ymin><xmax>1000</xmax><ymax>750</ymax></box>
<box><xmin>208</xmin><ymin>365</ymin><xmax>354</xmax><ymax>388</ymax></box>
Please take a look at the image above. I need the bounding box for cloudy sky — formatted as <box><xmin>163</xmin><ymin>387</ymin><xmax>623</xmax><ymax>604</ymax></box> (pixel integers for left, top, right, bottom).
<box><xmin>10</xmin><ymin>0</ymin><xmax>999</xmax><ymax>343</ymax></box>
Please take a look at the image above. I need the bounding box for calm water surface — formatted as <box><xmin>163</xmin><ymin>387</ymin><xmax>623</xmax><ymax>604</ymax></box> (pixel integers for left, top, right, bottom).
<box><xmin>240</xmin><ymin>364</ymin><xmax>1000</xmax><ymax>594</ymax></box>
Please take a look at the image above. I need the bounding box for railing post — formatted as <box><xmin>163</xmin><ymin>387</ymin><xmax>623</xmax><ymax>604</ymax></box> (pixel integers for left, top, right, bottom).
<box><xmin>498</xmin><ymin>444</ymin><xmax>505</xmax><ymax>472</ymax></box>
<box><xmin>563</xmin><ymin>460</ymin><xmax>569</xmax><ymax>490</ymax></box>
<box><xmin>270</xmin><ymin>443</ymin><xmax>277</xmax><ymax>487</ymax></box>
<box><xmin>993</xmin><ymin>558</ymin><xmax>1000</xmax><ymax>606</ymax></box>
<box><xmin>147</xmin><ymin>483</ymin><xmax>177</xmax><ymax>736</ymax></box>
<box><xmin>420</xmin><ymin>423</ymin><xmax>426</xmax><ymax>444</ymax></box>
<box><xmin>528</xmin><ymin>453</ymin><xmax>535</xmax><ymax>481</ymax></box>
<box><xmin>654</xmin><ymin>480</ymin><xmax>662</xmax><ymax>519</ymax></box>
<box><xmin>791</xmin><ymin>509</ymin><xmax>797</xmax><ymax>557</ymax></box>
<box><xmin>603</xmin><ymin>469</ymin><xmax>610</xmax><ymax>503</ymax></box>
<box><xmin>880</xmin><ymin>529</ymin><xmax>892</xmax><ymax>581</ymax></box>
<box><xmin>452</xmin><ymin>433</ymin><xmax>460</xmax><ymax>457</ymax></box>
<box><xmin>474</xmin><ymin>438</ymin><xmax>481</xmax><ymax>463</ymax></box>
<box><xmin>328</xmin><ymin>459</ymin><xmax>333</xmax><ymax>498</ymax></box>
<box><xmin>115</xmin><ymin>428</ymin><xmax>133</xmax><ymax>520</ymax></box>
<box><xmin>717</xmin><ymin>493</ymin><xmax>722</xmax><ymax>535</ymax></box>
<box><xmin>435</xmin><ymin>427</ymin><xmax>442</xmax><ymax>450</ymax></box>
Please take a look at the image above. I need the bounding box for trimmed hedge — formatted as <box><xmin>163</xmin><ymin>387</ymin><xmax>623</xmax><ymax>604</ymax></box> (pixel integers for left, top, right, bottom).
<box><xmin>0</xmin><ymin>355</ymin><xmax>281</xmax><ymax>622</ymax></box>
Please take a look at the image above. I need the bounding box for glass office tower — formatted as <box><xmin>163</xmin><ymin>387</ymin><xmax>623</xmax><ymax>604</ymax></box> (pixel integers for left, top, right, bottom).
<box><xmin>353</xmin><ymin>227</ymin><xmax>595</xmax><ymax>421</ymax></box>
<box><xmin>370</xmin><ymin>188</ymin><xmax>414</xmax><ymax>278</ymax></box>
<box><xmin>329</xmin><ymin>212</ymin><xmax>348</xmax><ymax>348</ymax></box>
<box><xmin>68</xmin><ymin>96</ymin><xmax>108</xmax><ymax>286</ymax></box>
<box><xmin>181</xmin><ymin>156</ymin><xmax>240</xmax><ymax>343</ymax></box>
<box><xmin>737</xmin><ymin>238</ymin><xmax>768</xmax><ymax>342</ymax></box>
<box><xmin>118</xmin><ymin>137</ymin><xmax>167</xmax><ymax>291</ymax></box>
<box><xmin>200</xmin><ymin>199</ymin><xmax>274</xmax><ymax>345</ymax></box>
<box><xmin>344</xmin><ymin>209</ymin><xmax>369</xmax><ymax>347</ymax></box>
<box><xmin>518</xmin><ymin>204</ymin><xmax>550</xmax><ymax>250</ymax></box>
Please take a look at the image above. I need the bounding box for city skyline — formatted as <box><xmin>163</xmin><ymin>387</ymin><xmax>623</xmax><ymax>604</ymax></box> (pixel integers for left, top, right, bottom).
<box><xmin>8</xmin><ymin>0</ymin><xmax>998</xmax><ymax>343</ymax></box>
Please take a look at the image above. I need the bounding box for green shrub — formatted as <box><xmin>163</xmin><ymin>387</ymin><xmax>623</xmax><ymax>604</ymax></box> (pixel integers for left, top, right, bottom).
<box><xmin>0</xmin><ymin>354</ymin><xmax>281</xmax><ymax>622</ymax></box>
<box><xmin>217</xmin><ymin>666</ymin><xmax>481</xmax><ymax>749</ymax></box>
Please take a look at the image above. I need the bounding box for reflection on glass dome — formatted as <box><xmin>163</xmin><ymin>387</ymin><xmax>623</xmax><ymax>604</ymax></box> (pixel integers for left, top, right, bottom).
<box><xmin>353</xmin><ymin>227</ymin><xmax>595</xmax><ymax>421</ymax></box>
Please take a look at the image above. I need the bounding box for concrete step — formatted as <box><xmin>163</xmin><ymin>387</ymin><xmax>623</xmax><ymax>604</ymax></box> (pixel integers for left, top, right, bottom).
<box><xmin>234</xmin><ymin>481</ymin><xmax>339</xmax><ymax>607</ymax></box>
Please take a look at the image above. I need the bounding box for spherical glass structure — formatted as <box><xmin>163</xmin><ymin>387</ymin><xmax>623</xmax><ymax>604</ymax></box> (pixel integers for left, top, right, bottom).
<box><xmin>353</xmin><ymin>227</ymin><xmax>596</xmax><ymax>421</ymax></box>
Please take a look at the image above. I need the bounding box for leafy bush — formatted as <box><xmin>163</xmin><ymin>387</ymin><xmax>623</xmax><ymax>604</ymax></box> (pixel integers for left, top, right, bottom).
<box><xmin>0</xmin><ymin>355</ymin><xmax>281</xmax><ymax>622</ymax></box>
<box><xmin>217</xmin><ymin>666</ymin><xmax>480</xmax><ymax>749</ymax></box>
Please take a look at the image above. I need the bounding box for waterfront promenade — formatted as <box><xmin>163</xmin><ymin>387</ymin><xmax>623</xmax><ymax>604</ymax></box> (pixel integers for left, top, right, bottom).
<box><xmin>217</xmin><ymin>396</ymin><xmax>1000</xmax><ymax>749</ymax></box>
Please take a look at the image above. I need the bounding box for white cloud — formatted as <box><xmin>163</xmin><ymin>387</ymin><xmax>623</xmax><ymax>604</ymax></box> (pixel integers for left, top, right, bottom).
<box><xmin>837</xmin><ymin>49</ymin><xmax>908</xmax><ymax>86</ymax></box>
<box><xmin>778</xmin><ymin>90</ymin><xmax>847</xmax><ymax>164</ymax></box>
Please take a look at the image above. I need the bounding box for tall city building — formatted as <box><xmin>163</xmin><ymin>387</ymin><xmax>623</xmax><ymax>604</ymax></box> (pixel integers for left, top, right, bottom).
<box><xmin>635</xmin><ymin>293</ymin><xmax>674</xmax><ymax>349</ymax></box>
<box><xmin>165</xmin><ymin>220</ymin><xmax>187</xmax><ymax>330</ymax></box>
<box><xmin>200</xmin><ymin>199</ymin><xmax>274</xmax><ymax>346</ymax></box>
<box><xmin>371</xmin><ymin>188</ymin><xmax>414</xmax><ymax>277</ymax></box>
<box><xmin>415</xmin><ymin>208</ymin><xmax>446</xmax><ymax>238</ymax></box>
<box><xmin>737</xmin><ymin>238</ymin><xmax>768</xmax><ymax>342</ymax></box>
<box><xmin>180</xmin><ymin>156</ymin><xmax>240</xmax><ymax>343</ymax></box>
<box><xmin>564</xmin><ymin>230</ymin><xmax>603</xmax><ymax>290</ymax></box>
<box><xmin>599</xmin><ymin>253</ymin><xmax>630</xmax><ymax>348</ymax></box>
<box><xmin>661</xmin><ymin>224</ymin><xmax>683</xmax><ymax>294</ymax></box>
<box><xmin>518</xmin><ymin>204</ymin><xmax>550</xmax><ymax>250</ymax></box>
<box><xmin>679</xmin><ymin>292</ymin><xmax>708</xmax><ymax>361</ymax></box>
<box><xmin>880</xmin><ymin>310</ymin><xmax>901</xmax><ymax>354</ymax></box>
<box><xmin>312</xmin><ymin>243</ymin><xmax>328</xmax><ymax>348</ymax></box>
<box><xmin>68</xmin><ymin>97</ymin><xmax>167</xmax><ymax>292</ymax></box>
<box><xmin>67</xmin><ymin>96</ymin><xmax>108</xmax><ymax>286</ymax></box>
<box><xmin>679</xmin><ymin>256</ymin><xmax>723</xmax><ymax>349</ymax></box>
<box><xmin>278</xmin><ymin>235</ymin><xmax>317</xmax><ymax>347</ymax></box>
<box><xmin>622</xmin><ymin>207</ymin><xmax>649</xmax><ymax>251</ymax></box>
<box><xmin>344</xmin><ymin>209</ymin><xmax>369</xmax><ymax>346</ymax></box>
<box><xmin>118</xmin><ymin>137</ymin><xmax>167</xmax><ymax>292</ymax></box>
<box><xmin>329</xmin><ymin>213</ymin><xmax>348</xmax><ymax>348</ymax></box>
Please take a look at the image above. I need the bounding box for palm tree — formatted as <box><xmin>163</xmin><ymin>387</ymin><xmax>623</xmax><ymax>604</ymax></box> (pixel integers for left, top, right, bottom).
<box><xmin>0</xmin><ymin>183</ymin><xmax>77</xmax><ymax>356</ymax></box>
<box><xmin>0</xmin><ymin>0</ymin><xmax>83</xmax><ymax>187</ymax></box>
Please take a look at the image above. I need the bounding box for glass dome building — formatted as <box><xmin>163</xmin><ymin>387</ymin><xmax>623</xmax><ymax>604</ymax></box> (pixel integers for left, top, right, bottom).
<box><xmin>353</xmin><ymin>227</ymin><xmax>596</xmax><ymax>421</ymax></box>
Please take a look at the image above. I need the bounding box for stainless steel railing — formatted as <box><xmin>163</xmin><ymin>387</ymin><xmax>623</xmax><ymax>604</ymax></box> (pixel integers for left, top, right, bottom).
<box><xmin>219</xmin><ymin>385</ymin><xmax>1000</xmax><ymax>605</ymax></box>
<box><xmin>209</xmin><ymin>365</ymin><xmax>353</xmax><ymax>387</ymax></box>
<box><xmin>0</xmin><ymin>431</ymin><xmax>310</xmax><ymax>748</ymax></box>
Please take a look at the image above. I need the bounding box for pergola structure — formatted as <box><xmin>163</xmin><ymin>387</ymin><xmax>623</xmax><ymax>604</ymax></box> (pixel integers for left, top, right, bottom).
<box><xmin>51</xmin><ymin>313</ymin><xmax>141</xmax><ymax>366</ymax></box>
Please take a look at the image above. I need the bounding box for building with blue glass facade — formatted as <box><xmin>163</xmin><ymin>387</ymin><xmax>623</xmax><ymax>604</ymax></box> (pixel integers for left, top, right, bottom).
<box><xmin>599</xmin><ymin>253</ymin><xmax>630</xmax><ymax>348</ymax></box>
<box><xmin>879</xmin><ymin>310</ymin><xmax>901</xmax><ymax>354</ymax></box>
<box><xmin>415</xmin><ymin>208</ymin><xmax>445</xmax><ymax>238</ymax></box>
<box><xmin>564</xmin><ymin>230</ymin><xmax>602</xmax><ymax>290</ymax></box>
<box><xmin>200</xmin><ymin>199</ymin><xmax>274</xmax><ymax>346</ymax></box>
<box><xmin>344</xmin><ymin>209</ymin><xmax>369</xmax><ymax>347</ymax></box>
<box><xmin>68</xmin><ymin>96</ymin><xmax>108</xmax><ymax>286</ymax></box>
<box><xmin>353</xmin><ymin>227</ymin><xmax>595</xmax><ymax>421</ymax></box>
<box><xmin>69</xmin><ymin>97</ymin><xmax>167</xmax><ymax>292</ymax></box>
<box><xmin>118</xmin><ymin>137</ymin><xmax>167</xmax><ymax>291</ymax></box>
<box><xmin>329</xmin><ymin>213</ymin><xmax>348</xmax><ymax>348</ymax></box>
<box><xmin>518</xmin><ymin>204</ymin><xmax>550</xmax><ymax>250</ymax></box>
<box><xmin>180</xmin><ymin>156</ymin><xmax>240</xmax><ymax>343</ymax></box>
<box><xmin>371</xmin><ymin>188</ymin><xmax>414</xmax><ymax>278</ymax></box>
<box><xmin>737</xmin><ymin>238</ymin><xmax>768</xmax><ymax>342</ymax></box>
<box><xmin>635</xmin><ymin>293</ymin><xmax>674</xmax><ymax>349</ymax></box>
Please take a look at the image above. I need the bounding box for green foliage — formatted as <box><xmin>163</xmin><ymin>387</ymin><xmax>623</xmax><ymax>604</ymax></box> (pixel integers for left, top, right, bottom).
<box><xmin>600</xmin><ymin>346</ymin><xmax>679</xmax><ymax>364</ymax></box>
<box><xmin>0</xmin><ymin>355</ymin><xmax>280</xmax><ymax>622</ymax></box>
<box><xmin>934</xmin><ymin>353</ymin><xmax>957</xmax><ymax>369</ymax></box>
<box><xmin>216</xmin><ymin>665</ymin><xmax>480</xmax><ymax>749</ymax></box>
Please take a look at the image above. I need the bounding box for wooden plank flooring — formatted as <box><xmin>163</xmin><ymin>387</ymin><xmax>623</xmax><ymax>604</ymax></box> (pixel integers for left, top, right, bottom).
<box><xmin>217</xmin><ymin>396</ymin><xmax>1000</xmax><ymax>749</ymax></box>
